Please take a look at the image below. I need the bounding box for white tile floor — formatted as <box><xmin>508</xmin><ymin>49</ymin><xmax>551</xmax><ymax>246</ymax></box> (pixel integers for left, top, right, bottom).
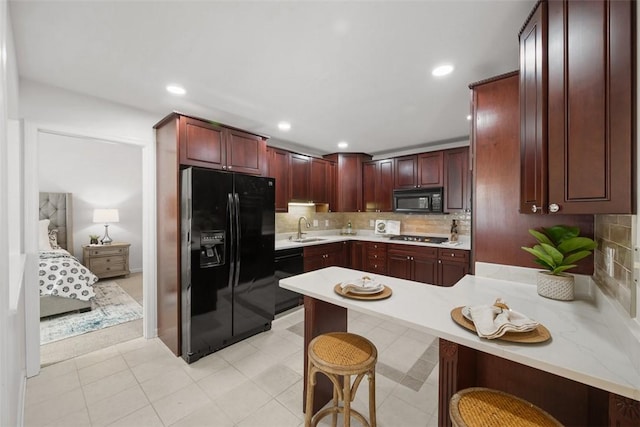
<box><xmin>25</xmin><ymin>308</ymin><xmax>440</xmax><ymax>427</ymax></box>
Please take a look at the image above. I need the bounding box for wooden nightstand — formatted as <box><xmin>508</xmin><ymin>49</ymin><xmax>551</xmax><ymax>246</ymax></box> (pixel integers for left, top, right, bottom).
<box><xmin>82</xmin><ymin>242</ymin><xmax>130</xmax><ymax>279</ymax></box>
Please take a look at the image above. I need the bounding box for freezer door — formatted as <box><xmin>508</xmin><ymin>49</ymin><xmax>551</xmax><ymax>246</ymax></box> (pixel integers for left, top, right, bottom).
<box><xmin>232</xmin><ymin>174</ymin><xmax>276</xmax><ymax>337</ymax></box>
<box><xmin>182</xmin><ymin>167</ymin><xmax>234</xmax><ymax>362</ymax></box>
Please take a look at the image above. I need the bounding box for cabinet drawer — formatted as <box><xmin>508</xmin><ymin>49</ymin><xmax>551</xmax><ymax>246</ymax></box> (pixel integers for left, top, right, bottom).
<box><xmin>366</xmin><ymin>242</ymin><xmax>387</xmax><ymax>252</ymax></box>
<box><xmin>88</xmin><ymin>256</ymin><xmax>126</xmax><ymax>269</ymax></box>
<box><xmin>86</xmin><ymin>247</ymin><xmax>128</xmax><ymax>257</ymax></box>
<box><xmin>92</xmin><ymin>262</ymin><xmax>128</xmax><ymax>276</ymax></box>
<box><xmin>366</xmin><ymin>260</ymin><xmax>387</xmax><ymax>274</ymax></box>
<box><xmin>438</xmin><ymin>248</ymin><xmax>469</xmax><ymax>263</ymax></box>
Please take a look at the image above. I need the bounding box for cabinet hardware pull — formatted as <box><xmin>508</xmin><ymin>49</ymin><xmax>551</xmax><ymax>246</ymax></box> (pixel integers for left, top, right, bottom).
<box><xmin>531</xmin><ymin>204</ymin><xmax>539</xmax><ymax>213</ymax></box>
<box><xmin>548</xmin><ymin>203</ymin><xmax>560</xmax><ymax>213</ymax></box>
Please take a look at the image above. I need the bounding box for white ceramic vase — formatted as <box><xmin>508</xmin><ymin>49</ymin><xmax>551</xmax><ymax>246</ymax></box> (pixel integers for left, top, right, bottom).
<box><xmin>536</xmin><ymin>272</ymin><xmax>575</xmax><ymax>301</ymax></box>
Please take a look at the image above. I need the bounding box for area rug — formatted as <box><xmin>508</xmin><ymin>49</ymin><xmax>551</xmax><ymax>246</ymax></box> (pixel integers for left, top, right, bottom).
<box><xmin>40</xmin><ymin>281</ymin><xmax>143</xmax><ymax>344</ymax></box>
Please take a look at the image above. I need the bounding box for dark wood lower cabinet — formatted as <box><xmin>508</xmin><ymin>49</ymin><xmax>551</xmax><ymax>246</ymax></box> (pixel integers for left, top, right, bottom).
<box><xmin>438</xmin><ymin>248</ymin><xmax>470</xmax><ymax>287</ymax></box>
<box><xmin>387</xmin><ymin>244</ymin><xmax>438</xmax><ymax>284</ymax></box>
<box><xmin>438</xmin><ymin>339</ymin><xmax>639</xmax><ymax>427</ymax></box>
<box><xmin>304</xmin><ymin>242</ymin><xmax>349</xmax><ymax>272</ymax></box>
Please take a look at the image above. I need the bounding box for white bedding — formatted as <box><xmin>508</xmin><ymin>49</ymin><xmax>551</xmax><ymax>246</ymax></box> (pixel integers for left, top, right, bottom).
<box><xmin>39</xmin><ymin>249</ymin><xmax>98</xmax><ymax>301</ymax></box>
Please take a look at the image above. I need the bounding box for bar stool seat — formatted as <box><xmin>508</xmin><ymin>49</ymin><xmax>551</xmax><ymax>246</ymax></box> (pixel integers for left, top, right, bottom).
<box><xmin>305</xmin><ymin>332</ymin><xmax>377</xmax><ymax>427</ymax></box>
<box><xmin>449</xmin><ymin>387</ymin><xmax>564</xmax><ymax>427</ymax></box>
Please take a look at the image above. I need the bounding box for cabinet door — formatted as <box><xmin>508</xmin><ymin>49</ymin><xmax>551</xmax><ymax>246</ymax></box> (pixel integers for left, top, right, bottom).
<box><xmin>444</xmin><ymin>147</ymin><xmax>470</xmax><ymax>212</ymax></box>
<box><xmin>267</xmin><ymin>147</ymin><xmax>290</xmax><ymax>212</ymax></box>
<box><xmin>180</xmin><ymin>117</ymin><xmax>225</xmax><ymax>169</ymax></box>
<box><xmin>547</xmin><ymin>0</ymin><xmax>633</xmax><ymax>214</ymax></box>
<box><xmin>363</xmin><ymin>161</ymin><xmax>378</xmax><ymax>212</ymax></box>
<box><xmin>350</xmin><ymin>241</ymin><xmax>366</xmax><ymax>270</ymax></box>
<box><xmin>310</xmin><ymin>158</ymin><xmax>330</xmax><ymax>203</ymax></box>
<box><xmin>412</xmin><ymin>254</ymin><xmax>438</xmax><ymax>285</ymax></box>
<box><xmin>377</xmin><ymin>159</ymin><xmax>394</xmax><ymax>211</ymax></box>
<box><xmin>226</xmin><ymin>129</ymin><xmax>267</xmax><ymax>176</ymax></box>
<box><xmin>519</xmin><ymin>1</ymin><xmax>547</xmax><ymax>214</ymax></box>
<box><xmin>387</xmin><ymin>247</ymin><xmax>412</xmax><ymax>280</ymax></box>
<box><xmin>394</xmin><ymin>155</ymin><xmax>417</xmax><ymax>189</ymax></box>
<box><xmin>289</xmin><ymin>153</ymin><xmax>311</xmax><ymax>201</ymax></box>
<box><xmin>417</xmin><ymin>152</ymin><xmax>444</xmax><ymax>188</ymax></box>
<box><xmin>438</xmin><ymin>260</ymin><xmax>469</xmax><ymax>287</ymax></box>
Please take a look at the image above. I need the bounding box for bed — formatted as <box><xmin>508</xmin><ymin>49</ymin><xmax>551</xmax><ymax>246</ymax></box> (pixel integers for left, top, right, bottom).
<box><xmin>39</xmin><ymin>192</ymin><xmax>99</xmax><ymax>318</ymax></box>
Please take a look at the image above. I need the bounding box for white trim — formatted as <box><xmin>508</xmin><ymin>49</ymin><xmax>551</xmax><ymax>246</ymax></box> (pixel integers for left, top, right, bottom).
<box><xmin>15</xmin><ymin>372</ymin><xmax>25</xmax><ymax>427</ymax></box>
<box><xmin>24</xmin><ymin>121</ymin><xmax>157</xmax><ymax>377</ymax></box>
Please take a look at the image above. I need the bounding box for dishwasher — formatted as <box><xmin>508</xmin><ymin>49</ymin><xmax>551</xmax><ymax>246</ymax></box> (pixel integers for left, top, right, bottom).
<box><xmin>274</xmin><ymin>247</ymin><xmax>304</xmax><ymax>314</ymax></box>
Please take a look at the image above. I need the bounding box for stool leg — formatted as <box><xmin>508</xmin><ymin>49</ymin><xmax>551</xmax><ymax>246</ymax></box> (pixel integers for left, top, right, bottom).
<box><xmin>305</xmin><ymin>363</ymin><xmax>315</xmax><ymax>427</ymax></box>
<box><xmin>368</xmin><ymin>370</ymin><xmax>376</xmax><ymax>427</ymax></box>
<box><xmin>343</xmin><ymin>375</ymin><xmax>351</xmax><ymax>427</ymax></box>
<box><xmin>331</xmin><ymin>381</ymin><xmax>338</xmax><ymax>427</ymax></box>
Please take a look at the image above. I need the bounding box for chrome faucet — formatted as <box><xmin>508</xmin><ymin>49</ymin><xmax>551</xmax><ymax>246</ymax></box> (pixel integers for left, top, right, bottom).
<box><xmin>297</xmin><ymin>216</ymin><xmax>310</xmax><ymax>240</ymax></box>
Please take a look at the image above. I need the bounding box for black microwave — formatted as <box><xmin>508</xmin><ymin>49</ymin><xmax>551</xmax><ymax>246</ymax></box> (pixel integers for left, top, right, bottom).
<box><xmin>393</xmin><ymin>187</ymin><xmax>444</xmax><ymax>213</ymax></box>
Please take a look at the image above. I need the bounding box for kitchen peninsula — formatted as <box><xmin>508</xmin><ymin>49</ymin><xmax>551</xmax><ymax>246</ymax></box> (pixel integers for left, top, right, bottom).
<box><xmin>280</xmin><ymin>267</ymin><xmax>640</xmax><ymax>426</ymax></box>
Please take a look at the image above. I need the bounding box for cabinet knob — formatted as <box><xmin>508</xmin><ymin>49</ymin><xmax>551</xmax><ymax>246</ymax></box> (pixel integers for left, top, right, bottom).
<box><xmin>451</xmin><ymin>253</ymin><xmax>455</xmax><ymax>257</ymax></box>
<box><xmin>228</xmin><ymin>166</ymin><xmax>232</xmax><ymax>169</ymax></box>
<box><xmin>222</xmin><ymin>166</ymin><xmax>227</xmax><ymax>169</ymax></box>
<box><xmin>548</xmin><ymin>203</ymin><xmax>560</xmax><ymax>213</ymax></box>
<box><xmin>531</xmin><ymin>204</ymin><xmax>539</xmax><ymax>213</ymax></box>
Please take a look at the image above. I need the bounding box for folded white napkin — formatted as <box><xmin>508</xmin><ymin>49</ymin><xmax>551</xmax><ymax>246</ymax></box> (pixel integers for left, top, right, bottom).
<box><xmin>468</xmin><ymin>304</ymin><xmax>539</xmax><ymax>339</ymax></box>
<box><xmin>340</xmin><ymin>276</ymin><xmax>383</xmax><ymax>292</ymax></box>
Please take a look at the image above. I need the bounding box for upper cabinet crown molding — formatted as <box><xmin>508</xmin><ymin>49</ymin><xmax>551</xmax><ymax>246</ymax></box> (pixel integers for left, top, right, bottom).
<box><xmin>519</xmin><ymin>0</ymin><xmax>635</xmax><ymax>215</ymax></box>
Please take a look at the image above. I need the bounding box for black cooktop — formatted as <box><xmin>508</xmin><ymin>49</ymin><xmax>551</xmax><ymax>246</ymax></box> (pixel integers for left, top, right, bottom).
<box><xmin>389</xmin><ymin>235</ymin><xmax>449</xmax><ymax>244</ymax></box>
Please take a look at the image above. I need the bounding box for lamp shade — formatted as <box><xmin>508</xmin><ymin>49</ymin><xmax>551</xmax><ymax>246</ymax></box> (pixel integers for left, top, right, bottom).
<box><xmin>93</xmin><ymin>208</ymin><xmax>119</xmax><ymax>223</ymax></box>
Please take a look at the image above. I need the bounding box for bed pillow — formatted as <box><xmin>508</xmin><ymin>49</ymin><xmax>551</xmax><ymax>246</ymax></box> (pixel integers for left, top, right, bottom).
<box><xmin>39</xmin><ymin>219</ymin><xmax>52</xmax><ymax>251</ymax></box>
<box><xmin>48</xmin><ymin>229</ymin><xmax>61</xmax><ymax>250</ymax></box>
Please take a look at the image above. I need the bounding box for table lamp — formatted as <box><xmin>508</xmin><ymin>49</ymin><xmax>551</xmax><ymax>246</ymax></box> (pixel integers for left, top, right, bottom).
<box><xmin>93</xmin><ymin>208</ymin><xmax>119</xmax><ymax>245</ymax></box>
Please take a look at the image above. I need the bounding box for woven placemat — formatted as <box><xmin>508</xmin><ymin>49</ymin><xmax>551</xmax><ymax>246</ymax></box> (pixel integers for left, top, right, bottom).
<box><xmin>450</xmin><ymin>306</ymin><xmax>551</xmax><ymax>343</ymax></box>
<box><xmin>334</xmin><ymin>284</ymin><xmax>392</xmax><ymax>301</ymax></box>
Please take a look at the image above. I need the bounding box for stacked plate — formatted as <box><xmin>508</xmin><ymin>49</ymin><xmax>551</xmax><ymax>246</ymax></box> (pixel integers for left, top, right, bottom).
<box><xmin>340</xmin><ymin>276</ymin><xmax>384</xmax><ymax>295</ymax></box>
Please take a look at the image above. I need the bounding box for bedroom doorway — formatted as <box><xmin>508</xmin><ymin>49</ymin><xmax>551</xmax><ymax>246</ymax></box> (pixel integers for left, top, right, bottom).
<box><xmin>24</xmin><ymin>124</ymin><xmax>156</xmax><ymax>374</ymax></box>
<box><xmin>38</xmin><ymin>133</ymin><xmax>144</xmax><ymax>365</ymax></box>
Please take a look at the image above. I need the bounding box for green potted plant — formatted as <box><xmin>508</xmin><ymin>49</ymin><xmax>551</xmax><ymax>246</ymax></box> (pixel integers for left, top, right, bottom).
<box><xmin>521</xmin><ymin>225</ymin><xmax>596</xmax><ymax>300</ymax></box>
<box><xmin>89</xmin><ymin>234</ymin><xmax>100</xmax><ymax>245</ymax></box>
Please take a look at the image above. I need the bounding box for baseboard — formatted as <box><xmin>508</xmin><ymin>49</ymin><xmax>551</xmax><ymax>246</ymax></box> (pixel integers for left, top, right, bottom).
<box><xmin>130</xmin><ymin>267</ymin><xmax>143</xmax><ymax>274</ymax></box>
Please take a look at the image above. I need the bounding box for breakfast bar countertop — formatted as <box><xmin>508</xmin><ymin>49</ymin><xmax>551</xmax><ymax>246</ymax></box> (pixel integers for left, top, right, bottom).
<box><xmin>279</xmin><ymin>266</ymin><xmax>640</xmax><ymax>401</ymax></box>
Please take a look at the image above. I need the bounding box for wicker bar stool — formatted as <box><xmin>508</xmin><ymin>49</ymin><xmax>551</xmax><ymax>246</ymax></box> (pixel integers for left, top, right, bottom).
<box><xmin>449</xmin><ymin>387</ymin><xmax>564</xmax><ymax>427</ymax></box>
<box><xmin>305</xmin><ymin>332</ymin><xmax>377</xmax><ymax>427</ymax></box>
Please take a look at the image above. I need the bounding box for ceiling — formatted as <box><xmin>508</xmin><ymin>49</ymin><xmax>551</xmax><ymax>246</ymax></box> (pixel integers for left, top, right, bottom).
<box><xmin>9</xmin><ymin>0</ymin><xmax>535</xmax><ymax>156</ymax></box>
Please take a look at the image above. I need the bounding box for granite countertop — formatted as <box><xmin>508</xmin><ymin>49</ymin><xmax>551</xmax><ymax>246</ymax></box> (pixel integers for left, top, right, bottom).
<box><xmin>279</xmin><ymin>266</ymin><xmax>640</xmax><ymax>400</ymax></box>
<box><xmin>275</xmin><ymin>231</ymin><xmax>471</xmax><ymax>251</ymax></box>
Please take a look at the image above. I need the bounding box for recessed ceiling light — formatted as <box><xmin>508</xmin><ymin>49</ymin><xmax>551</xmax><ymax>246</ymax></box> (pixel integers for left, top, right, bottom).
<box><xmin>466</xmin><ymin>115</ymin><xmax>472</xmax><ymax>121</ymax></box>
<box><xmin>432</xmin><ymin>64</ymin><xmax>454</xmax><ymax>77</ymax></box>
<box><xmin>166</xmin><ymin>85</ymin><xmax>186</xmax><ymax>95</ymax></box>
<box><xmin>338</xmin><ymin>141</ymin><xmax>349</xmax><ymax>149</ymax></box>
<box><xmin>278</xmin><ymin>122</ymin><xmax>291</xmax><ymax>131</ymax></box>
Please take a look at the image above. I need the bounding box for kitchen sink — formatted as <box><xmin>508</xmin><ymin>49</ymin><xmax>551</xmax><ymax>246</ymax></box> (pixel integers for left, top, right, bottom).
<box><xmin>291</xmin><ymin>237</ymin><xmax>326</xmax><ymax>243</ymax></box>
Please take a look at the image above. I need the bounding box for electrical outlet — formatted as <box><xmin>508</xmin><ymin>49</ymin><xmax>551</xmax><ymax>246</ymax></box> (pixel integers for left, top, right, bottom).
<box><xmin>325</xmin><ymin>220</ymin><xmax>329</xmax><ymax>227</ymax></box>
<box><xmin>605</xmin><ymin>247</ymin><xmax>615</xmax><ymax>277</ymax></box>
<box><xmin>313</xmin><ymin>219</ymin><xmax>318</xmax><ymax>227</ymax></box>
<box><xmin>369</xmin><ymin>220</ymin><xmax>375</xmax><ymax>227</ymax></box>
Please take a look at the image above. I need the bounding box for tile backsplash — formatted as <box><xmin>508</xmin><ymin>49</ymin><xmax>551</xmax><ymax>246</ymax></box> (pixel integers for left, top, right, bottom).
<box><xmin>593</xmin><ymin>214</ymin><xmax>636</xmax><ymax>316</ymax></box>
<box><xmin>276</xmin><ymin>207</ymin><xmax>471</xmax><ymax>236</ymax></box>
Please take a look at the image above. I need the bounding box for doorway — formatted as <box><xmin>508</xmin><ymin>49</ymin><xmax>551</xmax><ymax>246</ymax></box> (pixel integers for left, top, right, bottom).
<box><xmin>24</xmin><ymin>123</ymin><xmax>157</xmax><ymax>376</ymax></box>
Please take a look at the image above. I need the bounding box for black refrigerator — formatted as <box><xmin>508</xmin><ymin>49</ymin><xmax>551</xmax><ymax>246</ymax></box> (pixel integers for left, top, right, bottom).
<box><xmin>180</xmin><ymin>167</ymin><xmax>275</xmax><ymax>363</ymax></box>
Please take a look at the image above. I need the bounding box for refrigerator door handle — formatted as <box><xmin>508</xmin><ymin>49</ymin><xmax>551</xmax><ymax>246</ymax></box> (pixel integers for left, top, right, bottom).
<box><xmin>227</xmin><ymin>193</ymin><xmax>235</xmax><ymax>290</ymax></box>
<box><xmin>233</xmin><ymin>193</ymin><xmax>241</xmax><ymax>287</ymax></box>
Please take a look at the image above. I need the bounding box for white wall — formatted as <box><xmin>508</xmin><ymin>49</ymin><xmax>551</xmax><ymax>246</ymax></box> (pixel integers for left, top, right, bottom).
<box><xmin>1</xmin><ymin>4</ymin><xmax>27</xmax><ymax>427</ymax></box>
<box><xmin>38</xmin><ymin>132</ymin><xmax>143</xmax><ymax>271</ymax></box>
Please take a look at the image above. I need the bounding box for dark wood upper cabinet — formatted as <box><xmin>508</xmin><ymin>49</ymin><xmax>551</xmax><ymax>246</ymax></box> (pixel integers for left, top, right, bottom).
<box><xmin>179</xmin><ymin>115</ymin><xmax>267</xmax><ymax>176</ymax></box>
<box><xmin>289</xmin><ymin>153</ymin><xmax>311</xmax><ymax>202</ymax></box>
<box><xmin>310</xmin><ymin>157</ymin><xmax>331</xmax><ymax>204</ymax></box>
<box><xmin>394</xmin><ymin>152</ymin><xmax>444</xmax><ymax>189</ymax></box>
<box><xmin>267</xmin><ymin>147</ymin><xmax>290</xmax><ymax>212</ymax></box>
<box><xmin>324</xmin><ymin>153</ymin><xmax>372</xmax><ymax>212</ymax></box>
<box><xmin>520</xmin><ymin>0</ymin><xmax>634</xmax><ymax>214</ymax></box>
<box><xmin>443</xmin><ymin>147</ymin><xmax>470</xmax><ymax>212</ymax></box>
<box><xmin>471</xmin><ymin>72</ymin><xmax>593</xmax><ymax>274</ymax></box>
<box><xmin>363</xmin><ymin>159</ymin><xmax>394</xmax><ymax>212</ymax></box>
